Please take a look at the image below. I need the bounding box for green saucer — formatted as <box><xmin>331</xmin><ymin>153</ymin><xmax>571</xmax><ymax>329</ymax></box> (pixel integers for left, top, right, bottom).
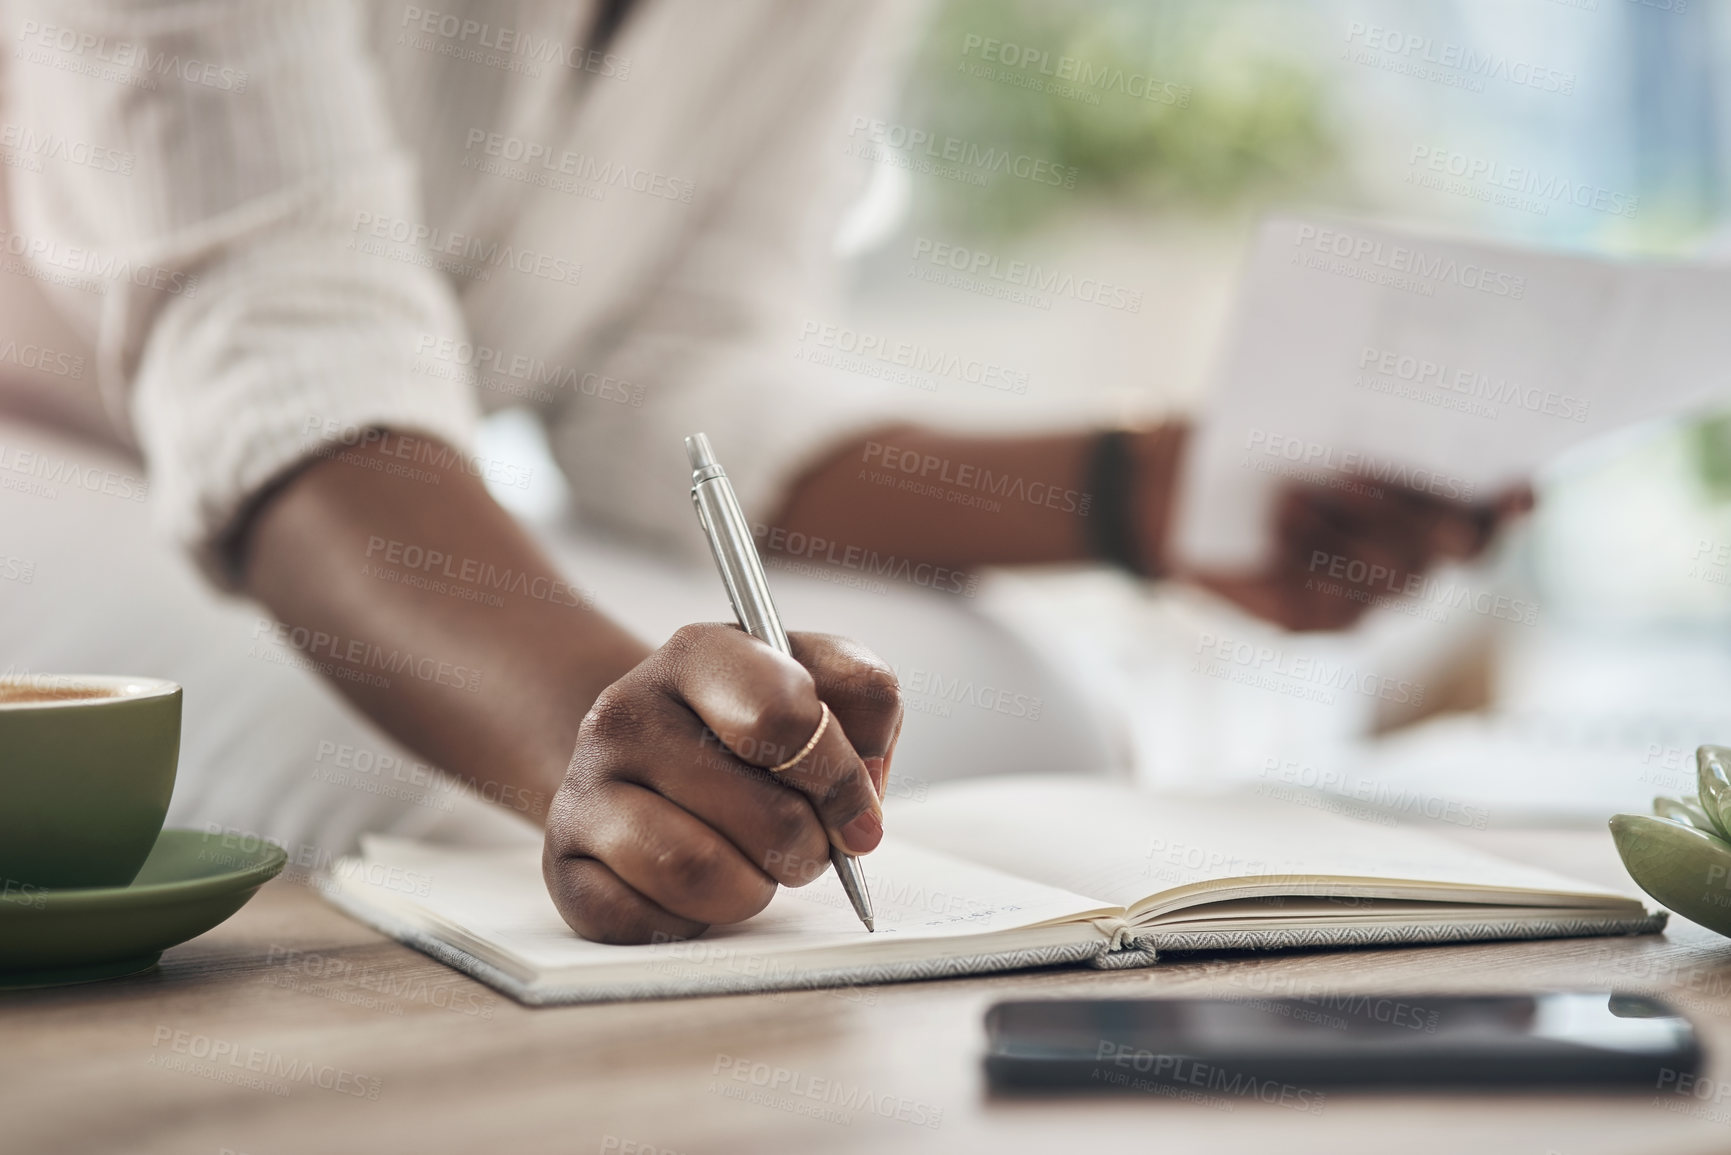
<box><xmin>0</xmin><ymin>828</ymin><xmax>287</xmax><ymax>989</ymax></box>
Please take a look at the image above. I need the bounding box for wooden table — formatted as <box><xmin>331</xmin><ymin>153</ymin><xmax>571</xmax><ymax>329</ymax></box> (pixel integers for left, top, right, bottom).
<box><xmin>8</xmin><ymin>828</ymin><xmax>1731</xmax><ymax>1155</ymax></box>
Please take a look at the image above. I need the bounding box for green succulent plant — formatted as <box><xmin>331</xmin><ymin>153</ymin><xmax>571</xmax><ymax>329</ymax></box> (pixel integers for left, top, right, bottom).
<box><xmin>1611</xmin><ymin>745</ymin><xmax>1731</xmax><ymax>936</ymax></box>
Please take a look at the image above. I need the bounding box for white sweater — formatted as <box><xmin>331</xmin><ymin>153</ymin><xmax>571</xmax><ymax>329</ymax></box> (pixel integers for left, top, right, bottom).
<box><xmin>2</xmin><ymin>0</ymin><xmax>906</xmax><ymax>584</ymax></box>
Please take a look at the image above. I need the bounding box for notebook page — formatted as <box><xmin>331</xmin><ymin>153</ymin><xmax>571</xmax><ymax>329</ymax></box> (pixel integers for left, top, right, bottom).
<box><xmin>343</xmin><ymin>834</ymin><xmax>1118</xmax><ymax>979</ymax></box>
<box><xmin>888</xmin><ymin>777</ymin><xmax>1633</xmax><ymax>911</ymax></box>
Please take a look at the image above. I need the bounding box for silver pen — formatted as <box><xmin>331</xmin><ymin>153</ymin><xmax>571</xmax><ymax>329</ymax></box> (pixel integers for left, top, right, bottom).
<box><xmin>686</xmin><ymin>432</ymin><xmax>876</xmax><ymax>932</ymax></box>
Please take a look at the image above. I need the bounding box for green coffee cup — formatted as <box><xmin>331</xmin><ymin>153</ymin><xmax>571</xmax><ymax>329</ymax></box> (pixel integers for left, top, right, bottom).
<box><xmin>0</xmin><ymin>675</ymin><xmax>180</xmax><ymax>889</ymax></box>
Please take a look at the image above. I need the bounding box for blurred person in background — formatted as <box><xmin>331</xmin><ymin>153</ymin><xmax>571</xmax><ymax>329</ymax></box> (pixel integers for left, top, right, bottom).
<box><xmin>0</xmin><ymin>0</ymin><xmax>1515</xmax><ymax>941</ymax></box>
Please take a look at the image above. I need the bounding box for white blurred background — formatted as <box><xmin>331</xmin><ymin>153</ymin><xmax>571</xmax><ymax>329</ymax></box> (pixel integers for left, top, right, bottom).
<box><xmin>486</xmin><ymin>0</ymin><xmax>1731</xmax><ymax>829</ymax></box>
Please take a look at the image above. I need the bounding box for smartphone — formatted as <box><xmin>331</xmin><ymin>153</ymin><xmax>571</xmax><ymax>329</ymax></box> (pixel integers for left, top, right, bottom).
<box><xmin>984</xmin><ymin>993</ymin><xmax>1700</xmax><ymax>1094</ymax></box>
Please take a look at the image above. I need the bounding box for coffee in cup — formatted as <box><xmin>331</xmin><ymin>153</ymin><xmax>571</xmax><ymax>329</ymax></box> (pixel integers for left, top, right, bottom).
<box><xmin>0</xmin><ymin>683</ymin><xmax>121</xmax><ymax>704</ymax></box>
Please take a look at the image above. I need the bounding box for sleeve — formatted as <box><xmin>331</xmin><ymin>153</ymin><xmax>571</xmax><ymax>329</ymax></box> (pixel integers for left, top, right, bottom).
<box><xmin>3</xmin><ymin>0</ymin><xmax>478</xmax><ymax>587</ymax></box>
<box><xmin>543</xmin><ymin>0</ymin><xmax>917</xmax><ymax>556</ymax></box>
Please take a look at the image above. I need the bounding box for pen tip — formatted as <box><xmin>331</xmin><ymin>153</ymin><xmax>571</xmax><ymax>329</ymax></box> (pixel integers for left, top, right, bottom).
<box><xmin>864</xmin><ymin>918</ymin><xmax>875</xmax><ymax>933</ymax></box>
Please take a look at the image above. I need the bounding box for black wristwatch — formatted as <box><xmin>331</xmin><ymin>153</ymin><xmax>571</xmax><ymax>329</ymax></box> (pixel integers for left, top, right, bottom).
<box><xmin>1084</xmin><ymin>428</ymin><xmax>1153</xmax><ymax>578</ymax></box>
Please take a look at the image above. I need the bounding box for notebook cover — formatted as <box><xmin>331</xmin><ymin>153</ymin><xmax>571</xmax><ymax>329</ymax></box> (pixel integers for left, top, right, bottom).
<box><xmin>1128</xmin><ymin>910</ymin><xmax>1667</xmax><ymax>955</ymax></box>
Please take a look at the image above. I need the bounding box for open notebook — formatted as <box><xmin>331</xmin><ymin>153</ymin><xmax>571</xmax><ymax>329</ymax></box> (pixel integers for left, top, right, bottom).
<box><xmin>318</xmin><ymin>777</ymin><xmax>1663</xmax><ymax>1005</ymax></box>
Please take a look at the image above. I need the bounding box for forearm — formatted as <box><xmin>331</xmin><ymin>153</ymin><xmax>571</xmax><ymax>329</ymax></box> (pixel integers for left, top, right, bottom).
<box><xmin>237</xmin><ymin>433</ymin><xmax>652</xmax><ymax>824</ymax></box>
<box><xmin>771</xmin><ymin>424</ymin><xmax>1185</xmax><ymax>573</ymax></box>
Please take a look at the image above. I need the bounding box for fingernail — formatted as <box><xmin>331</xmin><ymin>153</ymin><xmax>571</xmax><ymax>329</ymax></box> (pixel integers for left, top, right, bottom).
<box><xmin>882</xmin><ymin>717</ymin><xmax>903</xmax><ymax>793</ymax></box>
<box><xmin>864</xmin><ymin>756</ymin><xmax>886</xmax><ymax>798</ymax></box>
<box><xmin>839</xmin><ymin>807</ymin><xmax>883</xmax><ymax>855</ymax></box>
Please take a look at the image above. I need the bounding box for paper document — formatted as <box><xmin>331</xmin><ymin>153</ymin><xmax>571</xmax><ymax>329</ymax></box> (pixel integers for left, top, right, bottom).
<box><xmin>1176</xmin><ymin>216</ymin><xmax>1731</xmax><ymax>569</ymax></box>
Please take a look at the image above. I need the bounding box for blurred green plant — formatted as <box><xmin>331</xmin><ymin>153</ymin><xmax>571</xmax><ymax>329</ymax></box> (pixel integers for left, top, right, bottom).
<box><xmin>1690</xmin><ymin>413</ymin><xmax>1731</xmax><ymax>503</ymax></box>
<box><xmin>901</xmin><ymin>0</ymin><xmax>1337</xmax><ymax>234</ymax></box>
